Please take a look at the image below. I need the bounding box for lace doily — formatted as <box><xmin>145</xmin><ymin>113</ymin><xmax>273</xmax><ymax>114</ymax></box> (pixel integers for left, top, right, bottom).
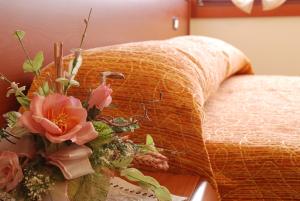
<box><xmin>107</xmin><ymin>177</ymin><xmax>188</xmax><ymax>201</ymax></box>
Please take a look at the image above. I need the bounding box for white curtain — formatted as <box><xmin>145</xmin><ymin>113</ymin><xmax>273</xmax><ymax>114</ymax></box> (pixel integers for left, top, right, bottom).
<box><xmin>262</xmin><ymin>0</ymin><xmax>287</xmax><ymax>11</ymax></box>
<box><xmin>232</xmin><ymin>0</ymin><xmax>254</xmax><ymax>14</ymax></box>
<box><xmin>231</xmin><ymin>0</ymin><xmax>287</xmax><ymax>13</ymax></box>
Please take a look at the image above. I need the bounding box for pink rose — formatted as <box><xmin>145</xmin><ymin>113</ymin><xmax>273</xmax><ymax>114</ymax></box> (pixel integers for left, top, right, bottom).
<box><xmin>88</xmin><ymin>84</ymin><xmax>112</xmax><ymax>110</ymax></box>
<box><xmin>0</xmin><ymin>151</ymin><xmax>24</xmax><ymax>192</ymax></box>
<box><xmin>20</xmin><ymin>94</ymin><xmax>97</xmax><ymax>145</ymax></box>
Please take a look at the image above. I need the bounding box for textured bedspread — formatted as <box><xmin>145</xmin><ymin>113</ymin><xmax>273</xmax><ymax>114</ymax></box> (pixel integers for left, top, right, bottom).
<box><xmin>29</xmin><ymin>36</ymin><xmax>252</xmax><ymax>191</ymax></box>
<box><xmin>27</xmin><ymin>35</ymin><xmax>300</xmax><ymax>200</ymax></box>
<box><xmin>204</xmin><ymin>75</ymin><xmax>300</xmax><ymax>200</ymax></box>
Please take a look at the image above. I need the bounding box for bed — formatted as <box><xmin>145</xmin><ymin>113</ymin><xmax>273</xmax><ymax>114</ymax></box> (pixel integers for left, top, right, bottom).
<box><xmin>204</xmin><ymin>75</ymin><xmax>300</xmax><ymax>200</ymax></box>
<box><xmin>1</xmin><ymin>1</ymin><xmax>300</xmax><ymax>201</ymax></box>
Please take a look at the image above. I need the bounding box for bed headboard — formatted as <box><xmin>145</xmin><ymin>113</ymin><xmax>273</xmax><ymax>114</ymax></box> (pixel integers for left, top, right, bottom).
<box><xmin>0</xmin><ymin>0</ymin><xmax>190</xmax><ymax>123</ymax></box>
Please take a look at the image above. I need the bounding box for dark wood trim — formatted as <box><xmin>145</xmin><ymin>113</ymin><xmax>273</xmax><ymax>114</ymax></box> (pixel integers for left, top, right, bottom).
<box><xmin>191</xmin><ymin>0</ymin><xmax>300</xmax><ymax>18</ymax></box>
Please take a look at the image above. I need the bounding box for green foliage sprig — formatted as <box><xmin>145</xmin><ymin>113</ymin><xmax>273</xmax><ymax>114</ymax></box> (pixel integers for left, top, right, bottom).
<box><xmin>138</xmin><ymin>134</ymin><xmax>159</xmax><ymax>153</ymax></box>
<box><xmin>121</xmin><ymin>168</ymin><xmax>172</xmax><ymax>201</ymax></box>
<box><xmin>0</xmin><ymin>73</ymin><xmax>30</xmax><ymax>107</ymax></box>
<box><xmin>3</xmin><ymin>111</ymin><xmax>20</xmax><ymax>128</ymax></box>
<box><xmin>13</xmin><ymin>30</ymin><xmax>44</xmax><ymax>75</ymax></box>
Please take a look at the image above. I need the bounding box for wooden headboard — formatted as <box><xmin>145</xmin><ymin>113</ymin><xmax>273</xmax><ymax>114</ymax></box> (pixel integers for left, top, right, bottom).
<box><xmin>0</xmin><ymin>0</ymin><xmax>190</xmax><ymax>124</ymax></box>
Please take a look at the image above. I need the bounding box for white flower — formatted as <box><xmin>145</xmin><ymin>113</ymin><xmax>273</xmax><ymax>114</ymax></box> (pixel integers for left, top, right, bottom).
<box><xmin>68</xmin><ymin>48</ymin><xmax>83</xmax><ymax>76</ymax></box>
<box><xmin>6</xmin><ymin>82</ymin><xmax>26</xmax><ymax>98</ymax></box>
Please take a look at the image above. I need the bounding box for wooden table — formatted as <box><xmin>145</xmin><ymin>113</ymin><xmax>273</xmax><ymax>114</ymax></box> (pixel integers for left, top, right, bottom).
<box><xmin>143</xmin><ymin>171</ymin><xmax>219</xmax><ymax>201</ymax></box>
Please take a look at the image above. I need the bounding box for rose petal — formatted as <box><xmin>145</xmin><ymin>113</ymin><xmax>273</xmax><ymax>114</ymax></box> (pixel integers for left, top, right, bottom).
<box><xmin>0</xmin><ymin>151</ymin><xmax>23</xmax><ymax>192</ymax></box>
<box><xmin>88</xmin><ymin>84</ymin><xmax>112</xmax><ymax>110</ymax></box>
<box><xmin>45</xmin><ymin>124</ymin><xmax>82</xmax><ymax>144</ymax></box>
<box><xmin>5</xmin><ymin>166</ymin><xmax>23</xmax><ymax>191</ymax></box>
<box><xmin>20</xmin><ymin>111</ymin><xmax>44</xmax><ymax>134</ymax></box>
<box><xmin>32</xmin><ymin>115</ymin><xmax>62</xmax><ymax>134</ymax></box>
<box><xmin>71</xmin><ymin>122</ymin><xmax>98</xmax><ymax>145</ymax></box>
<box><xmin>103</xmin><ymin>95</ymin><xmax>112</xmax><ymax>108</ymax></box>
<box><xmin>69</xmin><ymin>96</ymin><xmax>83</xmax><ymax>107</ymax></box>
<box><xmin>64</xmin><ymin>106</ymin><xmax>87</xmax><ymax>123</ymax></box>
<box><xmin>42</xmin><ymin>93</ymin><xmax>70</xmax><ymax>115</ymax></box>
<box><xmin>30</xmin><ymin>95</ymin><xmax>45</xmax><ymax>116</ymax></box>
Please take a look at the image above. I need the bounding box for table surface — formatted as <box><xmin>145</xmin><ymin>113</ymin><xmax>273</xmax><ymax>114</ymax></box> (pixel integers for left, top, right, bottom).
<box><xmin>142</xmin><ymin>171</ymin><xmax>201</xmax><ymax>198</ymax></box>
<box><xmin>142</xmin><ymin>171</ymin><xmax>219</xmax><ymax>201</ymax></box>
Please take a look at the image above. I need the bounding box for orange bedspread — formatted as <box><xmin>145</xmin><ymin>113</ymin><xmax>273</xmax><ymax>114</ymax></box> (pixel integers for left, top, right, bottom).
<box><xmin>204</xmin><ymin>75</ymin><xmax>300</xmax><ymax>200</ymax></box>
<box><xmin>28</xmin><ymin>36</ymin><xmax>252</xmax><ymax>191</ymax></box>
<box><xmin>27</xmin><ymin>36</ymin><xmax>299</xmax><ymax>200</ymax></box>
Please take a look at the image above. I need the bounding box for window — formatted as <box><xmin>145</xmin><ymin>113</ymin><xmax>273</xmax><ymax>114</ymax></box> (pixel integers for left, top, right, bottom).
<box><xmin>191</xmin><ymin>0</ymin><xmax>300</xmax><ymax>18</ymax></box>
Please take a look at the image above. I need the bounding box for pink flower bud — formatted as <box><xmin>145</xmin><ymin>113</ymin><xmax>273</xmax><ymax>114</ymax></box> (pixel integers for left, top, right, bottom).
<box><xmin>88</xmin><ymin>84</ymin><xmax>112</xmax><ymax>110</ymax></box>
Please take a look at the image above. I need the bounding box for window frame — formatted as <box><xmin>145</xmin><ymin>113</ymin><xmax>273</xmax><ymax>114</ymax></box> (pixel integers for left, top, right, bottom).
<box><xmin>191</xmin><ymin>0</ymin><xmax>300</xmax><ymax>18</ymax></box>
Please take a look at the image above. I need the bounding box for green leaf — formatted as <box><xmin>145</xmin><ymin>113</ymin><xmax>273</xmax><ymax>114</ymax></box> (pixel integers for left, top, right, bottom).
<box><xmin>69</xmin><ymin>79</ymin><xmax>80</xmax><ymax>87</ymax></box>
<box><xmin>23</xmin><ymin>59</ymin><xmax>34</xmax><ymax>73</ymax></box>
<box><xmin>16</xmin><ymin>96</ymin><xmax>30</xmax><ymax>108</ymax></box>
<box><xmin>146</xmin><ymin>134</ymin><xmax>155</xmax><ymax>146</ymax></box>
<box><xmin>111</xmin><ymin>117</ymin><xmax>139</xmax><ymax>133</ymax></box>
<box><xmin>13</xmin><ymin>30</ymin><xmax>25</xmax><ymax>40</ymax></box>
<box><xmin>153</xmin><ymin>186</ymin><xmax>172</xmax><ymax>201</ymax></box>
<box><xmin>88</xmin><ymin>121</ymin><xmax>114</xmax><ymax>149</ymax></box>
<box><xmin>120</xmin><ymin>168</ymin><xmax>160</xmax><ymax>188</ymax></box>
<box><xmin>22</xmin><ymin>51</ymin><xmax>44</xmax><ymax>73</ymax></box>
<box><xmin>93</xmin><ymin>121</ymin><xmax>114</xmax><ymax>139</ymax></box>
<box><xmin>68</xmin><ymin>173</ymin><xmax>110</xmax><ymax>201</ymax></box>
<box><xmin>3</xmin><ymin>111</ymin><xmax>21</xmax><ymax>127</ymax></box>
<box><xmin>139</xmin><ymin>144</ymin><xmax>157</xmax><ymax>153</ymax></box>
<box><xmin>32</xmin><ymin>51</ymin><xmax>44</xmax><ymax>71</ymax></box>
<box><xmin>121</xmin><ymin>168</ymin><xmax>172</xmax><ymax>201</ymax></box>
<box><xmin>139</xmin><ymin>134</ymin><xmax>158</xmax><ymax>153</ymax></box>
<box><xmin>0</xmin><ymin>128</ymin><xmax>10</xmax><ymax>141</ymax></box>
<box><xmin>42</xmin><ymin>81</ymin><xmax>50</xmax><ymax>95</ymax></box>
<box><xmin>38</xmin><ymin>86</ymin><xmax>44</xmax><ymax>96</ymax></box>
<box><xmin>111</xmin><ymin>155</ymin><xmax>133</xmax><ymax>169</ymax></box>
<box><xmin>56</xmin><ymin>77</ymin><xmax>69</xmax><ymax>87</ymax></box>
<box><xmin>37</xmin><ymin>82</ymin><xmax>51</xmax><ymax>96</ymax></box>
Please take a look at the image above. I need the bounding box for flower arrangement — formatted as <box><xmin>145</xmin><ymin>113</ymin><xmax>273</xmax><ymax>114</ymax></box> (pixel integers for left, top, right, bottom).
<box><xmin>0</xmin><ymin>9</ymin><xmax>171</xmax><ymax>201</ymax></box>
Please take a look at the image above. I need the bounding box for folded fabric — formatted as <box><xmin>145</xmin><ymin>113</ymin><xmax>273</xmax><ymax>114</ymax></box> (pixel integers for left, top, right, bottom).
<box><xmin>47</xmin><ymin>144</ymin><xmax>95</xmax><ymax>180</ymax></box>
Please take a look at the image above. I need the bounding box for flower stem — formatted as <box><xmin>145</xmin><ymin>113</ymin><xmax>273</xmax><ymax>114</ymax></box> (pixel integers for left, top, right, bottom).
<box><xmin>15</xmin><ymin>33</ymin><xmax>35</xmax><ymax>69</ymax></box>
<box><xmin>0</xmin><ymin>72</ymin><xmax>12</xmax><ymax>84</ymax></box>
<box><xmin>79</xmin><ymin>8</ymin><xmax>92</xmax><ymax>48</ymax></box>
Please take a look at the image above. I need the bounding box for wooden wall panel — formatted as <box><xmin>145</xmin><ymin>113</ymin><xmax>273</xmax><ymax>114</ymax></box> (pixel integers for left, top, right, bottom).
<box><xmin>0</xmin><ymin>0</ymin><xmax>190</xmax><ymax>124</ymax></box>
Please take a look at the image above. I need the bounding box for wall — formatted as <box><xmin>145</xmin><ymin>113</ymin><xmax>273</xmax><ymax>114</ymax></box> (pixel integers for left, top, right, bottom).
<box><xmin>0</xmin><ymin>0</ymin><xmax>189</xmax><ymax>125</ymax></box>
<box><xmin>191</xmin><ymin>17</ymin><xmax>300</xmax><ymax>76</ymax></box>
